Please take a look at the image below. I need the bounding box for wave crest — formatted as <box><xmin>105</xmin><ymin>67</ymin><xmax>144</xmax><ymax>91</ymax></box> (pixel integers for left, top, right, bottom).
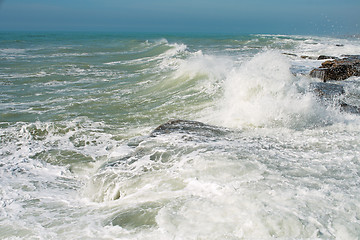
<box><xmin>212</xmin><ymin>51</ymin><xmax>336</xmax><ymax>129</ymax></box>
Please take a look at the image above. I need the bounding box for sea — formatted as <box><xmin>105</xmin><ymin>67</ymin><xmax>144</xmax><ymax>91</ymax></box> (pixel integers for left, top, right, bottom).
<box><xmin>1</xmin><ymin>32</ymin><xmax>360</xmax><ymax>239</ymax></box>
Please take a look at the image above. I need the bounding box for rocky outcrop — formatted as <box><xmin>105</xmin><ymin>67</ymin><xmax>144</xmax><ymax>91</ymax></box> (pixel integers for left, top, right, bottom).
<box><xmin>310</xmin><ymin>55</ymin><xmax>360</xmax><ymax>82</ymax></box>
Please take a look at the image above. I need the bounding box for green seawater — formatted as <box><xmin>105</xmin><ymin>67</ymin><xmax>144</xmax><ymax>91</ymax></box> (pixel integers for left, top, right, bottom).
<box><xmin>0</xmin><ymin>33</ymin><xmax>301</xmax><ymax>128</ymax></box>
<box><xmin>1</xmin><ymin>32</ymin><xmax>360</xmax><ymax>239</ymax></box>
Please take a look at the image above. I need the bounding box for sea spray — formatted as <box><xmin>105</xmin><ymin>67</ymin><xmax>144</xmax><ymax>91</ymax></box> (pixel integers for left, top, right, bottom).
<box><xmin>210</xmin><ymin>51</ymin><xmax>343</xmax><ymax>129</ymax></box>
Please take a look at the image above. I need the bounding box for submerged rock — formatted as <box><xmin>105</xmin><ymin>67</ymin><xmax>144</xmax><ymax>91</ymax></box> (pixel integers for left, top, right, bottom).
<box><xmin>309</xmin><ymin>82</ymin><xmax>360</xmax><ymax>114</ymax></box>
<box><xmin>309</xmin><ymin>82</ymin><xmax>345</xmax><ymax>100</ymax></box>
<box><xmin>339</xmin><ymin>102</ymin><xmax>360</xmax><ymax>114</ymax></box>
<box><xmin>151</xmin><ymin>119</ymin><xmax>228</xmax><ymax>137</ymax></box>
<box><xmin>102</xmin><ymin>120</ymin><xmax>228</xmax><ymax>170</ymax></box>
<box><xmin>310</xmin><ymin>55</ymin><xmax>360</xmax><ymax>81</ymax></box>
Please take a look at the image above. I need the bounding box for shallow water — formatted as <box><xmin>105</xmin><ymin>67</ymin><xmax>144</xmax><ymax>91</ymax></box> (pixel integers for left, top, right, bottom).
<box><xmin>1</xmin><ymin>32</ymin><xmax>360</xmax><ymax>239</ymax></box>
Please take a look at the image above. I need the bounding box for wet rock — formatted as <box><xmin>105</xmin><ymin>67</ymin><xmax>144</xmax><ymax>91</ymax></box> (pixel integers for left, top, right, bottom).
<box><xmin>309</xmin><ymin>82</ymin><xmax>345</xmax><ymax>100</ymax></box>
<box><xmin>301</xmin><ymin>55</ymin><xmax>318</xmax><ymax>60</ymax></box>
<box><xmin>290</xmin><ymin>55</ymin><xmax>336</xmax><ymax>60</ymax></box>
<box><xmin>102</xmin><ymin>120</ymin><xmax>228</xmax><ymax>170</ymax></box>
<box><xmin>317</xmin><ymin>55</ymin><xmax>338</xmax><ymax>60</ymax></box>
<box><xmin>310</xmin><ymin>55</ymin><xmax>360</xmax><ymax>81</ymax></box>
<box><xmin>309</xmin><ymin>82</ymin><xmax>360</xmax><ymax>114</ymax></box>
<box><xmin>310</xmin><ymin>68</ymin><xmax>326</xmax><ymax>80</ymax></box>
<box><xmin>341</xmin><ymin>55</ymin><xmax>360</xmax><ymax>60</ymax></box>
<box><xmin>282</xmin><ymin>53</ymin><xmax>297</xmax><ymax>57</ymax></box>
<box><xmin>339</xmin><ymin>102</ymin><xmax>360</xmax><ymax>114</ymax></box>
<box><xmin>151</xmin><ymin>119</ymin><xmax>227</xmax><ymax>137</ymax></box>
<box><xmin>301</xmin><ymin>55</ymin><xmax>336</xmax><ymax>60</ymax></box>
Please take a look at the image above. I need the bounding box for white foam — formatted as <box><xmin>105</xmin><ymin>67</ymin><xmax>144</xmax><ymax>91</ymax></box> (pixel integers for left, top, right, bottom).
<box><xmin>296</xmin><ymin>36</ymin><xmax>360</xmax><ymax>58</ymax></box>
<box><xmin>0</xmin><ymin>48</ymin><xmax>26</xmax><ymax>54</ymax></box>
<box><xmin>81</xmin><ymin>126</ymin><xmax>360</xmax><ymax>238</ymax></box>
<box><xmin>2</xmin><ymin>34</ymin><xmax>360</xmax><ymax>239</ymax></box>
<box><xmin>207</xmin><ymin>50</ymin><xmax>344</xmax><ymax>129</ymax></box>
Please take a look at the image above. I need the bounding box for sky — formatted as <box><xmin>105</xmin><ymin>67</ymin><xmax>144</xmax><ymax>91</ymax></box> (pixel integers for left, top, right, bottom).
<box><xmin>0</xmin><ymin>0</ymin><xmax>359</xmax><ymax>35</ymax></box>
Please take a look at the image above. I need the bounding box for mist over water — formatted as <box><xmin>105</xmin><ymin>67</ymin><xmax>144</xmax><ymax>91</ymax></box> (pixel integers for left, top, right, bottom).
<box><xmin>1</xmin><ymin>33</ymin><xmax>360</xmax><ymax>239</ymax></box>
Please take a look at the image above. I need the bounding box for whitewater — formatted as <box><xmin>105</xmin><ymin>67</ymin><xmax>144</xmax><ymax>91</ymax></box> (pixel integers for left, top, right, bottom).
<box><xmin>1</xmin><ymin>32</ymin><xmax>360</xmax><ymax>239</ymax></box>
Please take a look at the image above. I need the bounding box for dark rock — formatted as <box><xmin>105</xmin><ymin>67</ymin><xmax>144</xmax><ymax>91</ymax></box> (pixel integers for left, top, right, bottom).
<box><xmin>317</xmin><ymin>55</ymin><xmax>338</xmax><ymax>60</ymax></box>
<box><xmin>282</xmin><ymin>53</ymin><xmax>297</xmax><ymax>57</ymax></box>
<box><xmin>301</xmin><ymin>55</ymin><xmax>318</xmax><ymax>60</ymax></box>
<box><xmin>339</xmin><ymin>102</ymin><xmax>360</xmax><ymax>114</ymax></box>
<box><xmin>341</xmin><ymin>55</ymin><xmax>360</xmax><ymax>61</ymax></box>
<box><xmin>309</xmin><ymin>82</ymin><xmax>345</xmax><ymax>100</ymax></box>
<box><xmin>309</xmin><ymin>82</ymin><xmax>360</xmax><ymax>114</ymax></box>
<box><xmin>100</xmin><ymin>120</ymin><xmax>229</xmax><ymax>171</ymax></box>
<box><xmin>309</xmin><ymin>68</ymin><xmax>327</xmax><ymax>80</ymax></box>
<box><xmin>151</xmin><ymin>119</ymin><xmax>227</xmax><ymax>137</ymax></box>
<box><xmin>310</xmin><ymin>55</ymin><xmax>360</xmax><ymax>81</ymax></box>
<box><xmin>297</xmin><ymin>55</ymin><xmax>336</xmax><ymax>60</ymax></box>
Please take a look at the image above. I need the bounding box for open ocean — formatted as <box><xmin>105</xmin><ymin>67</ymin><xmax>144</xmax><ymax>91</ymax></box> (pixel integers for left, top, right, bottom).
<box><xmin>1</xmin><ymin>32</ymin><xmax>360</xmax><ymax>239</ymax></box>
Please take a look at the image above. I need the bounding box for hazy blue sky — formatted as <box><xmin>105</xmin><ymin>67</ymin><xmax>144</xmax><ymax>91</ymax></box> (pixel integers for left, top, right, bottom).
<box><xmin>0</xmin><ymin>0</ymin><xmax>359</xmax><ymax>35</ymax></box>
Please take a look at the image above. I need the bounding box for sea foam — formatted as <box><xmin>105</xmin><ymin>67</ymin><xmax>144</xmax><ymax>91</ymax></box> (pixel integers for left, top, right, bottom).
<box><xmin>210</xmin><ymin>51</ymin><xmax>341</xmax><ymax>129</ymax></box>
<box><xmin>2</xmin><ymin>33</ymin><xmax>360</xmax><ymax>240</ymax></box>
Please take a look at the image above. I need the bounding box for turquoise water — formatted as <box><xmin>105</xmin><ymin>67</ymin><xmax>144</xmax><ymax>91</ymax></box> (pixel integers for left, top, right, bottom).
<box><xmin>1</xmin><ymin>32</ymin><xmax>360</xmax><ymax>239</ymax></box>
